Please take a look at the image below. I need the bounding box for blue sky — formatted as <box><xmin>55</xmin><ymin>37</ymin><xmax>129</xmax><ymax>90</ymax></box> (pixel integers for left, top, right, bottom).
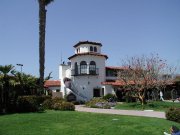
<box><xmin>0</xmin><ymin>0</ymin><xmax>180</xmax><ymax>79</ymax></box>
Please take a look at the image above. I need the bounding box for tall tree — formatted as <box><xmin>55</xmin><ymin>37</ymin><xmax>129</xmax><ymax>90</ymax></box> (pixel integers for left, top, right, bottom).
<box><xmin>38</xmin><ymin>0</ymin><xmax>54</xmax><ymax>92</ymax></box>
<box><xmin>118</xmin><ymin>54</ymin><xmax>175</xmax><ymax>105</ymax></box>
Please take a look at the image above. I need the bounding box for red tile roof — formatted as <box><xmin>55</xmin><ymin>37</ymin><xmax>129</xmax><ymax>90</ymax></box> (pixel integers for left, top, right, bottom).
<box><xmin>44</xmin><ymin>80</ymin><xmax>61</xmax><ymax>87</ymax></box>
<box><xmin>102</xmin><ymin>80</ymin><xmax>174</xmax><ymax>86</ymax></box>
<box><xmin>68</xmin><ymin>52</ymin><xmax>108</xmax><ymax>60</ymax></box>
<box><xmin>102</xmin><ymin>80</ymin><xmax>134</xmax><ymax>86</ymax></box>
<box><xmin>106</xmin><ymin>66</ymin><xmax>128</xmax><ymax>70</ymax></box>
<box><xmin>73</xmin><ymin>41</ymin><xmax>102</xmax><ymax>48</ymax></box>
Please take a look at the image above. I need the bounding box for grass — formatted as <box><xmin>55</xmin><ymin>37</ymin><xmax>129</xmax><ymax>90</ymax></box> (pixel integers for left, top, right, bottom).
<box><xmin>0</xmin><ymin>110</ymin><xmax>180</xmax><ymax>135</ymax></box>
<box><xmin>115</xmin><ymin>101</ymin><xmax>180</xmax><ymax>111</ymax></box>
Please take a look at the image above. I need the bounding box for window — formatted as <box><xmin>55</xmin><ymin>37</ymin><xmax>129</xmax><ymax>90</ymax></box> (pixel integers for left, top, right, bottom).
<box><xmin>106</xmin><ymin>70</ymin><xmax>117</xmax><ymax>77</ymax></box>
<box><xmin>94</xmin><ymin>47</ymin><xmax>97</xmax><ymax>52</ymax></box>
<box><xmin>93</xmin><ymin>89</ymin><xmax>100</xmax><ymax>97</ymax></box>
<box><xmin>101</xmin><ymin>88</ymin><xmax>104</xmax><ymax>96</ymax></box>
<box><xmin>74</xmin><ymin>62</ymin><xmax>78</xmax><ymax>75</ymax></box>
<box><xmin>56</xmin><ymin>89</ymin><xmax>60</xmax><ymax>92</ymax></box>
<box><xmin>90</xmin><ymin>46</ymin><xmax>93</xmax><ymax>52</ymax></box>
<box><xmin>80</xmin><ymin>61</ymin><xmax>87</xmax><ymax>74</ymax></box>
<box><xmin>77</xmin><ymin>48</ymin><xmax>80</xmax><ymax>53</ymax></box>
<box><xmin>89</xmin><ymin>61</ymin><xmax>96</xmax><ymax>74</ymax></box>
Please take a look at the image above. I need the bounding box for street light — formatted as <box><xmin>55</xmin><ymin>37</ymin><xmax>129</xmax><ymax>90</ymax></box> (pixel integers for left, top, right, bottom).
<box><xmin>16</xmin><ymin>64</ymin><xmax>23</xmax><ymax>73</ymax></box>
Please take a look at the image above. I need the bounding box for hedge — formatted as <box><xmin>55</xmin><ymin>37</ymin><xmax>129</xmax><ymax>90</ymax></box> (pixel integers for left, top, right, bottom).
<box><xmin>166</xmin><ymin>107</ymin><xmax>180</xmax><ymax>123</ymax></box>
<box><xmin>17</xmin><ymin>95</ymin><xmax>50</xmax><ymax>113</ymax></box>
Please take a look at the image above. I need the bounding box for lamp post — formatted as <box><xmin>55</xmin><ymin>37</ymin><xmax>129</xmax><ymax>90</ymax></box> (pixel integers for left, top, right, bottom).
<box><xmin>16</xmin><ymin>64</ymin><xmax>23</xmax><ymax>73</ymax></box>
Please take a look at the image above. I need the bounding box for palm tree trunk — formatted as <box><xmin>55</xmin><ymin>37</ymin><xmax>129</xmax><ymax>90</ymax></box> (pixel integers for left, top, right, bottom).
<box><xmin>39</xmin><ymin>0</ymin><xmax>46</xmax><ymax>93</ymax></box>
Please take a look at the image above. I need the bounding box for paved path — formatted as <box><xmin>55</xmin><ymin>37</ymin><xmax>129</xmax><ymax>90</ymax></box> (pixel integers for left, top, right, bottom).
<box><xmin>75</xmin><ymin>105</ymin><xmax>166</xmax><ymax>119</ymax></box>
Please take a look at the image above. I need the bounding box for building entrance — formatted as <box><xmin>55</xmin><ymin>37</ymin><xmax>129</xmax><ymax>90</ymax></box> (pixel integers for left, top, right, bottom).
<box><xmin>93</xmin><ymin>89</ymin><xmax>101</xmax><ymax>97</ymax></box>
<box><xmin>67</xmin><ymin>93</ymin><xmax>76</xmax><ymax>102</ymax></box>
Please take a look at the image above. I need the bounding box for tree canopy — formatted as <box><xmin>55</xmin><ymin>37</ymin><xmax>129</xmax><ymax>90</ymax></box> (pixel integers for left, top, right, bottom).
<box><xmin>118</xmin><ymin>54</ymin><xmax>175</xmax><ymax>105</ymax></box>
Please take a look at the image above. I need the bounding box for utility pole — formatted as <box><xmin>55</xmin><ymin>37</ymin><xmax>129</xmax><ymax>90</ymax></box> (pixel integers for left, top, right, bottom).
<box><xmin>16</xmin><ymin>64</ymin><xmax>23</xmax><ymax>73</ymax></box>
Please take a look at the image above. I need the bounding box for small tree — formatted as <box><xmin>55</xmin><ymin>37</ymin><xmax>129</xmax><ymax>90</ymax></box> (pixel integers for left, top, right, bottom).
<box><xmin>118</xmin><ymin>54</ymin><xmax>175</xmax><ymax>105</ymax></box>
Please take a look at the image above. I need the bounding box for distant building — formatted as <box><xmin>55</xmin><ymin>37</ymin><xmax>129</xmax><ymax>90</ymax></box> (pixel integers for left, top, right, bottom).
<box><xmin>44</xmin><ymin>80</ymin><xmax>62</xmax><ymax>98</ymax></box>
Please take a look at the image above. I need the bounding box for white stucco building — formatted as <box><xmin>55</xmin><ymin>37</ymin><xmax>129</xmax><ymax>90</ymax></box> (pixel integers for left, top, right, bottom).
<box><xmin>59</xmin><ymin>41</ymin><xmax>117</xmax><ymax>101</ymax></box>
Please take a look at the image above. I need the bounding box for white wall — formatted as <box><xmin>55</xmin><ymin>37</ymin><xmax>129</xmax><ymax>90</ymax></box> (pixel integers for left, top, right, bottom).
<box><xmin>71</xmin><ymin>55</ymin><xmax>106</xmax><ymax>81</ymax></box>
<box><xmin>59</xmin><ymin>64</ymin><xmax>71</xmax><ymax>97</ymax></box>
<box><xmin>70</xmin><ymin>55</ymin><xmax>106</xmax><ymax>100</ymax></box>
<box><xmin>48</xmin><ymin>86</ymin><xmax>60</xmax><ymax>92</ymax></box>
<box><xmin>71</xmin><ymin>76</ymin><xmax>101</xmax><ymax>100</ymax></box>
<box><xmin>59</xmin><ymin>64</ymin><xmax>70</xmax><ymax>80</ymax></box>
<box><xmin>75</xmin><ymin>44</ymin><xmax>101</xmax><ymax>54</ymax></box>
<box><xmin>103</xmin><ymin>85</ymin><xmax>115</xmax><ymax>95</ymax></box>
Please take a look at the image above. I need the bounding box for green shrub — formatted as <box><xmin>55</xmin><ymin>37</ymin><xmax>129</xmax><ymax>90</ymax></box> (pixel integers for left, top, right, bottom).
<box><xmin>71</xmin><ymin>101</ymin><xmax>80</xmax><ymax>105</ymax></box>
<box><xmin>166</xmin><ymin>107</ymin><xmax>180</xmax><ymax>123</ymax></box>
<box><xmin>124</xmin><ymin>92</ymin><xmax>136</xmax><ymax>103</ymax></box>
<box><xmin>52</xmin><ymin>97</ymin><xmax>65</xmax><ymax>104</ymax></box>
<box><xmin>103</xmin><ymin>94</ymin><xmax>117</xmax><ymax>102</ymax></box>
<box><xmin>42</xmin><ymin>97</ymin><xmax>75</xmax><ymax>111</ymax></box>
<box><xmin>86</xmin><ymin>98</ymin><xmax>106</xmax><ymax>106</ymax></box>
<box><xmin>53</xmin><ymin>102</ymin><xmax>62</xmax><ymax>110</ymax></box>
<box><xmin>71</xmin><ymin>100</ymin><xmax>85</xmax><ymax>105</ymax></box>
<box><xmin>53</xmin><ymin>102</ymin><xmax>75</xmax><ymax>111</ymax></box>
<box><xmin>148</xmin><ymin>102</ymin><xmax>156</xmax><ymax>108</ymax></box>
<box><xmin>37</xmin><ymin>95</ymin><xmax>51</xmax><ymax>103</ymax></box>
<box><xmin>85</xmin><ymin>98</ymin><xmax>116</xmax><ymax>109</ymax></box>
<box><xmin>60</xmin><ymin>102</ymin><xmax>75</xmax><ymax>111</ymax></box>
<box><xmin>42</xmin><ymin>99</ymin><xmax>53</xmax><ymax>109</ymax></box>
<box><xmin>17</xmin><ymin>95</ymin><xmax>45</xmax><ymax>112</ymax></box>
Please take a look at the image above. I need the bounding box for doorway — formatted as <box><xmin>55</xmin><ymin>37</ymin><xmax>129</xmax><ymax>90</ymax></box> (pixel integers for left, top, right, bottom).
<box><xmin>93</xmin><ymin>89</ymin><xmax>101</xmax><ymax>97</ymax></box>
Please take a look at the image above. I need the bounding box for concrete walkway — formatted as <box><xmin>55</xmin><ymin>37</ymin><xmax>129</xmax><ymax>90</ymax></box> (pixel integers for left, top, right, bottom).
<box><xmin>75</xmin><ymin>105</ymin><xmax>166</xmax><ymax>119</ymax></box>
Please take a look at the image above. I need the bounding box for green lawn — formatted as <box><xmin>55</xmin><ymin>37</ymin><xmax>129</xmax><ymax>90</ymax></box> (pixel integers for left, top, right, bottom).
<box><xmin>0</xmin><ymin>111</ymin><xmax>179</xmax><ymax>135</ymax></box>
<box><xmin>115</xmin><ymin>101</ymin><xmax>180</xmax><ymax>111</ymax></box>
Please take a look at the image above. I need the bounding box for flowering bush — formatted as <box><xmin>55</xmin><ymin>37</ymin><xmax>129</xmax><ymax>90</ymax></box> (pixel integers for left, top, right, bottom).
<box><xmin>85</xmin><ymin>97</ymin><xmax>116</xmax><ymax>109</ymax></box>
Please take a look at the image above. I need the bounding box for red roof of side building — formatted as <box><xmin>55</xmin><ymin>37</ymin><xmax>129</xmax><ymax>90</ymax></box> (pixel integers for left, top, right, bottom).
<box><xmin>68</xmin><ymin>52</ymin><xmax>108</xmax><ymax>60</ymax></box>
<box><xmin>44</xmin><ymin>80</ymin><xmax>61</xmax><ymax>87</ymax></box>
<box><xmin>106</xmin><ymin>66</ymin><xmax>128</xmax><ymax>70</ymax></box>
<box><xmin>102</xmin><ymin>80</ymin><xmax>173</xmax><ymax>86</ymax></box>
<box><xmin>102</xmin><ymin>80</ymin><xmax>135</xmax><ymax>86</ymax></box>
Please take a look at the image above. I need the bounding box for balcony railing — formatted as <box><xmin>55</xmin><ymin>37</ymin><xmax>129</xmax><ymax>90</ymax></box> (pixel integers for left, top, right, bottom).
<box><xmin>71</xmin><ymin>68</ymin><xmax>99</xmax><ymax>76</ymax></box>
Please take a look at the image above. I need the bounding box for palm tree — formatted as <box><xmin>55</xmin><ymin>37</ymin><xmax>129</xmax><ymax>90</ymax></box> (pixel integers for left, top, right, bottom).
<box><xmin>38</xmin><ymin>0</ymin><xmax>54</xmax><ymax>93</ymax></box>
<box><xmin>14</xmin><ymin>72</ymin><xmax>39</xmax><ymax>95</ymax></box>
<box><xmin>0</xmin><ymin>65</ymin><xmax>15</xmax><ymax>113</ymax></box>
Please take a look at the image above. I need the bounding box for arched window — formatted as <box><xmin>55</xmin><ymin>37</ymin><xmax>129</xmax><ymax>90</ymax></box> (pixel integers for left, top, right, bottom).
<box><xmin>90</xmin><ymin>46</ymin><xmax>93</xmax><ymax>52</ymax></box>
<box><xmin>89</xmin><ymin>61</ymin><xmax>96</xmax><ymax>74</ymax></box>
<box><xmin>74</xmin><ymin>62</ymin><xmax>78</xmax><ymax>75</ymax></box>
<box><xmin>94</xmin><ymin>47</ymin><xmax>97</xmax><ymax>52</ymax></box>
<box><xmin>80</xmin><ymin>61</ymin><xmax>87</xmax><ymax>74</ymax></box>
